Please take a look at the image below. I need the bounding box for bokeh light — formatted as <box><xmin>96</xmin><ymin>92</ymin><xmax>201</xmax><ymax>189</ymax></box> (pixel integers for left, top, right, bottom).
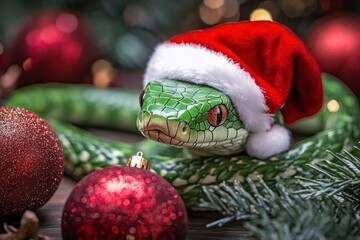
<box><xmin>281</xmin><ymin>0</ymin><xmax>306</xmax><ymax>18</ymax></box>
<box><xmin>203</xmin><ymin>0</ymin><xmax>224</xmax><ymax>9</ymax></box>
<box><xmin>22</xmin><ymin>58</ymin><xmax>32</xmax><ymax>72</ymax></box>
<box><xmin>280</xmin><ymin>0</ymin><xmax>317</xmax><ymax>18</ymax></box>
<box><xmin>123</xmin><ymin>5</ymin><xmax>146</xmax><ymax>27</ymax></box>
<box><xmin>199</xmin><ymin>2</ymin><xmax>223</xmax><ymax>25</ymax></box>
<box><xmin>199</xmin><ymin>0</ymin><xmax>239</xmax><ymax>25</ymax></box>
<box><xmin>327</xmin><ymin>99</ymin><xmax>340</xmax><ymax>112</ymax></box>
<box><xmin>92</xmin><ymin>59</ymin><xmax>117</xmax><ymax>88</ymax></box>
<box><xmin>61</xmin><ymin>41</ymin><xmax>82</xmax><ymax>63</ymax></box>
<box><xmin>223</xmin><ymin>0</ymin><xmax>239</xmax><ymax>19</ymax></box>
<box><xmin>250</xmin><ymin>8</ymin><xmax>273</xmax><ymax>21</ymax></box>
<box><xmin>1</xmin><ymin>65</ymin><xmax>21</xmax><ymax>88</ymax></box>
<box><xmin>56</xmin><ymin>13</ymin><xmax>78</xmax><ymax>33</ymax></box>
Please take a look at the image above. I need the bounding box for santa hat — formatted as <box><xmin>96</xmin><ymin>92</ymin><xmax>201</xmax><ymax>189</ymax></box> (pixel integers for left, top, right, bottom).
<box><xmin>143</xmin><ymin>21</ymin><xmax>323</xmax><ymax>159</ymax></box>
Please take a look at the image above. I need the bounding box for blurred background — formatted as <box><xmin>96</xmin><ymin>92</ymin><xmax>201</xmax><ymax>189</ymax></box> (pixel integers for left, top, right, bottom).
<box><xmin>0</xmin><ymin>0</ymin><xmax>359</xmax><ymax>99</ymax></box>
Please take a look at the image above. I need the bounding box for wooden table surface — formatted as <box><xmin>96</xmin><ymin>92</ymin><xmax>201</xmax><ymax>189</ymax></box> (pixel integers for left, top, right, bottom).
<box><xmin>1</xmin><ymin>128</ymin><xmax>250</xmax><ymax>240</ymax></box>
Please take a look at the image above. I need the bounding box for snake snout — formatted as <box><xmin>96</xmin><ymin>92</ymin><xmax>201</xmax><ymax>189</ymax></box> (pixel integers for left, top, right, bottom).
<box><xmin>137</xmin><ymin>112</ymin><xmax>169</xmax><ymax>134</ymax></box>
<box><xmin>137</xmin><ymin>112</ymin><xmax>192</xmax><ymax>145</ymax></box>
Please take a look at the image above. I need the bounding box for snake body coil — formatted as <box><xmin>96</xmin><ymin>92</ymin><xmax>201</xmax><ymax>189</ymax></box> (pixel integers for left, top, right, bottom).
<box><xmin>3</xmin><ymin>73</ymin><xmax>360</xmax><ymax>209</ymax></box>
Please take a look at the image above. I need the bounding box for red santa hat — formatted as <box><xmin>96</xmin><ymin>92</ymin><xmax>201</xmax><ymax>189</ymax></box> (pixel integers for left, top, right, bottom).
<box><xmin>143</xmin><ymin>21</ymin><xmax>323</xmax><ymax>159</ymax></box>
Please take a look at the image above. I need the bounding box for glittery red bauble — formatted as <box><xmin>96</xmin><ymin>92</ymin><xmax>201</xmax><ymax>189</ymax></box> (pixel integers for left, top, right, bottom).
<box><xmin>306</xmin><ymin>13</ymin><xmax>360</xmax><ymax>100</ymax></box>
<box><xmin>8</xmin><ymin>10</ymin><xmax>100</xmax><ymax>87</ymax></box>
<box><xmin>62</xmin><ymin>166</ymin><xmax>188</xmax><ymax>240</ymax></box>
<box><xmin>0</xmin><ymin>107</ymin><xmax>64</xmax><ymax>218</ymax></box>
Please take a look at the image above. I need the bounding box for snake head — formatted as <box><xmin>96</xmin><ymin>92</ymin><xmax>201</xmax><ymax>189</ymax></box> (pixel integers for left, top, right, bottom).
<box><xmin>137</xmin><ymin>79</ymin><xmax>248</xmax><ymax>156</ymax></box>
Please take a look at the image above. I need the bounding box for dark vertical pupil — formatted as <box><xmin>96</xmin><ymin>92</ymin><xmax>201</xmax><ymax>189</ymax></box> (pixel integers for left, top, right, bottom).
<box><xmin>216</xmin><ymin>106</ymin><xmax>222</xmax><ymax>125</ymax></box>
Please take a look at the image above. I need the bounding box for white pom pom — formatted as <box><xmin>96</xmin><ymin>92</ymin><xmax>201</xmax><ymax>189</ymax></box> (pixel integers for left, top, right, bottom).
<box><xmin>245</xmin><ymin>125</ymin><xmax>291</xmax><ymax>159</ymax></box>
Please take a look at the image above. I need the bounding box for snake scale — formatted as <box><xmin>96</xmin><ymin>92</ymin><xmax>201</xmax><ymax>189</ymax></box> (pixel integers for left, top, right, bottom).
<box><xmin>3</xmin><ymin>73</ymin><xmax>360</xmax><ymax>209</ymax></box>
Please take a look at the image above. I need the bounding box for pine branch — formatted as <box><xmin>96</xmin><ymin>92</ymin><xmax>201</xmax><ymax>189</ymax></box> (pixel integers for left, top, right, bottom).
<box><xmin>296</xmin><ymin>148</ymin><xmax>360</xmax><ymax>209</ymax></box>
<box><xmin>245</xmin><ymin>201</ymin><xmax>360</xmax><ymax>240</ymax></box>
<box><xmin>200</xmin><ymin>178</ymin><xmax>360</xmax><ymax>240</ymax></box>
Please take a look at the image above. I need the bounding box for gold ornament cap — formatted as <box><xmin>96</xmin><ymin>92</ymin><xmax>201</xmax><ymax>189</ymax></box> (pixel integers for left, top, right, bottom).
<box><xmin>127</xmin><ymin>152</ymin><xmax>150</xmax><ymax>170</ymax></box>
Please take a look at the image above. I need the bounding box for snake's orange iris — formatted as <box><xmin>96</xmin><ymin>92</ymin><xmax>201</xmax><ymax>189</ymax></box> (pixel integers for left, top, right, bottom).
<box><xmin>208</xmin><ymin>104</ymin><xmax>227</xmax><ymax>127</ymax></box>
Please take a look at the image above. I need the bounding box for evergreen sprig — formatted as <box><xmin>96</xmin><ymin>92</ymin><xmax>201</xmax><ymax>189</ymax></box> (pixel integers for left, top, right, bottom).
<box><xmin>200</xmin><ymin>177</ymin><xmax>360</xmax><ymax>239</ymax></box>
<box><xmin>296</xmin><ymin>147</ymin><xmax>360</xmax><ymax>209</ymax></box>
<box><xmin>246</xmin><ymin>200</ymin><xmax>360</xmax><ymax>240</ymax></box>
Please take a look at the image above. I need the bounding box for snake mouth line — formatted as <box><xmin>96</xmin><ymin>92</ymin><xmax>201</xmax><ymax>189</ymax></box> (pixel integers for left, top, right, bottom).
<box><xmin>140</xmin><ymin>129</ymin><xmax>233</xmax><ymax>148</ymax></box>
<box><xmin>141</xmin><ymin>130</ymin><xmax>186</xmax><ymax>146</ymax></box>
<box><xmin>138</xmin><ymin>115</ymin><xmax>192</xmax><ymax>146</ymax></box>
<box><xmin>141</xmin><ymin>129</ymin><xmax>248</xmax><ymax>152</ymax></box>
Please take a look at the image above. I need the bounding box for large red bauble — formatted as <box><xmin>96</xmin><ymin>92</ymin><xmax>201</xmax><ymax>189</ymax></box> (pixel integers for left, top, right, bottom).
<box><xmin>0</xmin><ymin>107</ymin><xmax>64</xmax><ymax>218</ymax></box>
<box><xmin>8</xmin><ymin>10</ymin><xmax>100</xmax><ymax>87</ymax></box>
<box><xmin>62</xmin><ymin>166</ymin><xmax>188</xmax><ymax>240</ymax></box>
<box><xmin>305</xmin><ymin>13</ymin><xmax>360</xmax><ymax>100</ymax></box>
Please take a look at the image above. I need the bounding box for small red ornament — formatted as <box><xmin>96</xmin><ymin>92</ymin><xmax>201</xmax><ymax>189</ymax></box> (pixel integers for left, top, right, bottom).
<box><xmin>306</xmin><ymin>13</ymin><xmax>360</xmax><ymax>100</ymax></box>
<box><xmin>0</xmin><ymin>107</ymin><xmax>64</xmax><ymax>218</ymax></box>
<box><xmin>7</xmin><ymin>10</ymin><xmax>100</xmax><ymax>87</ymax></box>
<box><xmin>62</xmin><ymin>153</ymin><xmax>188</xmax><ymax>240</ymax></box>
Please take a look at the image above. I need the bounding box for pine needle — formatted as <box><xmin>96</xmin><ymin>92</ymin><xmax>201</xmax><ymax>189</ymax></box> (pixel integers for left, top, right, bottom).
<box><xmin>200</xmin><ymin>145</ymin><xmax>360</xmax><ymax>239</ymax></box>
<box><xmin>200</xmin><ymin>179</ymin><xmax>360</xmax><ymax>239</ymax></box>
<box><xmin>297</xmin><ymin>148</ymin><xmax>360</xmax><ymax>208</ymax></box>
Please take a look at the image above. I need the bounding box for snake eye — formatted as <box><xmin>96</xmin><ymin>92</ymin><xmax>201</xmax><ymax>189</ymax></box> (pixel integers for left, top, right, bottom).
<box><xmin>139</xmin><ymin>89</ymin><xmax>146</xmax><ymax>107</ymax></box>
<box><xmin>208</xmin><ymin>104</ymin><xmax>227</xmax><ymax>127</ymax></box>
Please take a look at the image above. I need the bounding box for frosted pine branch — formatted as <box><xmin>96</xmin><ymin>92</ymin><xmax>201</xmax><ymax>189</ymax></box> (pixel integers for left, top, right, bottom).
<box><xmin>297</xmin><ymin>148</ymin><xmax>360</xmax><ymax>209</ymax></box>
<box><xmin>200</xmin><ymin>178</ymin><xmax>360</xmax><ymax>239</ymax></box>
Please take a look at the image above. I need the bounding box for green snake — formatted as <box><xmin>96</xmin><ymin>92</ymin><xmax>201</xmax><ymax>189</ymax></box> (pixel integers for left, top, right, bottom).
<box><xmin>2</xmin><ymin>73</ymin><xmax>360</xmax><ymax>209</ymax></box>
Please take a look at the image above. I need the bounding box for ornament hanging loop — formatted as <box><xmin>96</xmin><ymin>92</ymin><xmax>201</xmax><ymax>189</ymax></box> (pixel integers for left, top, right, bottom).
<box><xmin>127</xmin><ymin>152</ymin><xmax>151</xmax><ymax>170</ymax></box>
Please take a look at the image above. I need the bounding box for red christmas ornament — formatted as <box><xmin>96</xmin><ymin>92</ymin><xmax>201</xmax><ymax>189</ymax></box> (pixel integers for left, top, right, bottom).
<box><xmin>8</xmin><ymin>10</ymin><xmax>100</xmax><ymax>87</ymax></box>
<box><xmin>62</xmin><ymin>154</ymin><xmax>188</xmax><ymax>240</ymax></box>
<box><xmin>0</xmin><ymin>107</ymin><xmax>64</xmax><ymax>218</ymax></box>
<box><xmin>306</xmin><ymin>13</ymin><xmax>360</xmax><ymax>100</ymax></box>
